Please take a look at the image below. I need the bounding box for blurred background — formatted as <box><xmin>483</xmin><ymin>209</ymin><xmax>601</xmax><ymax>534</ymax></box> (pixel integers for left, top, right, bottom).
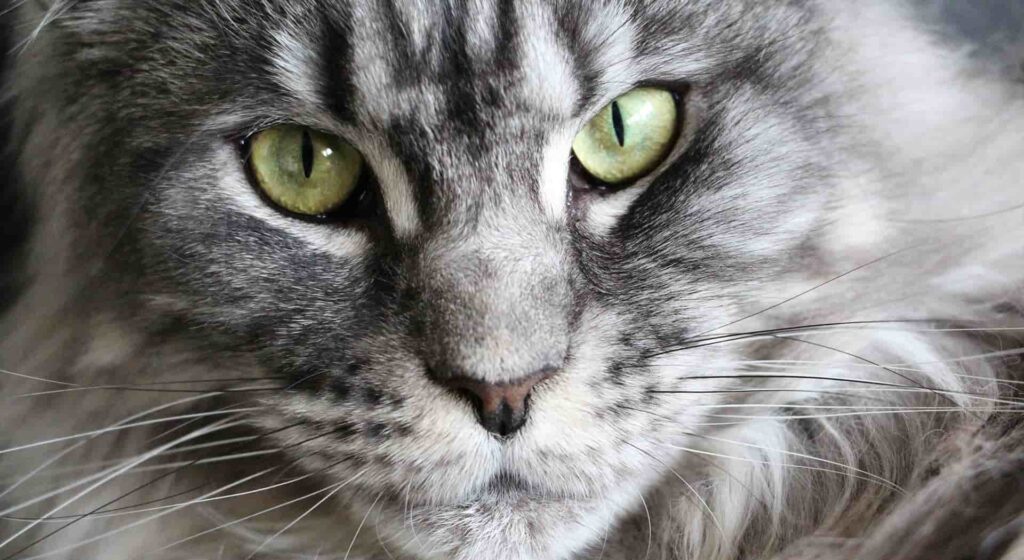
<box><xmin>1</xmin><ymin>10</ymin><xmax>23</xmax><ymax>312</ymax></box>
<box><xmin>918</xmin><ymin>0</ymin><xmax>1024</xmax><ymax>70</ymax></box>
<box><xmin>0</xmin><ymin>0</ymin><xmax>1020</xmax><ymax>311</ymax></box>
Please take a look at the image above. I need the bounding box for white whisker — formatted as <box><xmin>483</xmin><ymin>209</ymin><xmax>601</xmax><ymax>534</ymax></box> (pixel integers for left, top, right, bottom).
<box><xmin>0</xmin><ymin>368</ymin><xmax>78</xmax><ymax>387</ymax></box>
<box><xmin>345</xmin><ymin>493</ymin><xmax>381</xmax><ymax>560</ymax></box>
<box><xmin>244</xmin><ymin>477</ymin><xmax>353</xmax><ymax>560</ymax></box>
<box><xmin>0</xmin><ymin>408</ymin><xmax>261</xmax><ymax>456</ymax></box>
<box><xmin>0</xmin><ymin>418</ymin><xmax>244</xmax><ymax>554</ymax></box>
<box><xmin>18</xmin><ymin>466</ymin><xmax>278</xmax><ymax>560</ymax></box>
<box><xmin>687</xmin><ymin>404</ymin><xmax>1012</xmax><ymax>411</ymax></box>
<box><xmin>683</xmin><ymin>432</ymin><xmax>902</xmax><ymax>493</ymax></box>
<box><xmin>636</xmin><ymin>492</ymin><xmax>653</xmax><ymax>560</ymax></box>
<box><xmin>655</xmin><ymin>442</ymin><xmax>901</xmax><ymax>493</ymax></box>
<box><xmin>147</xmin><ymin>468</ymin><xmax>369</xmax><ymax>558</ymax></box>
<box><xmin>702</xmin><ymin>408</ymin><xmax>1019</xmax><ymax>419</ymax></box>
<box><xmin>0</xmin><ymin>394</ymin><xmax>224</xmax><ymax>500</ymax></box>
<box><xmin>373</xmin><ymin>494</ymin><xmax>397</xmax><ymax>560</ymax></box>
<box><xmin>629</xmin><ymin>442</ymin><xmax>727</xmax><ymax>551</ymax></box>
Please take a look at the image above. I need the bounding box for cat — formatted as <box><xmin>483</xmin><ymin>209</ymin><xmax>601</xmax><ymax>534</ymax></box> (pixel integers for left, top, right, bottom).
<box><xmin>1</xmin><ymin>0</ymin><xmax>1023</xmax><ymax>559</ymax></box>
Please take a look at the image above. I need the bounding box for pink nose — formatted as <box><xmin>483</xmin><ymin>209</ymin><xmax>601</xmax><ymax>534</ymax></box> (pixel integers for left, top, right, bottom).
<box><xmin>435</xmin><ymin>371</ymin><xmax>553</xmax><ymax>436</ymax></box>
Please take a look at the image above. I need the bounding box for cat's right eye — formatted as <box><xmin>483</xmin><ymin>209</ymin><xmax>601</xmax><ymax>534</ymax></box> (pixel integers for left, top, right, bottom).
<box><xmin>247</xmin><ymin>125</ymin><xmax>364</xmax><ymax>217</ymax></box>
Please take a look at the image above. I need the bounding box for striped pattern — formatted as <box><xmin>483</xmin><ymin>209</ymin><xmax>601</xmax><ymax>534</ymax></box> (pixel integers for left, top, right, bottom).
<box><xmin>6</xmin><ymin>1</ymin><xmax>1024</xmax><ymax>559</ymax></box>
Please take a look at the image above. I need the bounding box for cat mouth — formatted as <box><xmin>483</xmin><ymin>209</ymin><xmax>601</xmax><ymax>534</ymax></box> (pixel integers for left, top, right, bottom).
<box><xmin>486</xmin><ymin>470</ymin><xmax>533</xmax><ymax>495</ymax></box>
<box><xmin>388</xmin><ymin>468</ymin><xmax>591</xmax><ymax>509</ymax></box>
<box><xmin>473</xmin><ymin>469</ymin><xmax>596</xmax><ymax>503</ymax></box>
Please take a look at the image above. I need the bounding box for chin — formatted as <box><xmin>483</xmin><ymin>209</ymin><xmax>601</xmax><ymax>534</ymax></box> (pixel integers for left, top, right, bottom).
<box><xmin>368</xmin><ymin>486</ymin><xmax>637</xmax><ymax>560</ymax></box>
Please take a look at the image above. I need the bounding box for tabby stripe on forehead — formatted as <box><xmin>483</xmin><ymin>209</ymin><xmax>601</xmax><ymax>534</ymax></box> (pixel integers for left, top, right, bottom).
<box><xmin>438</xmin><ymin>0</ymin><xmax>484</xmax><ymax>136</ymax></box>
<box><xmin>320</xmin><ymin>3</ymin><xmax>358</xmax><ymax>123</ymax></box>
<box><xmin>386</xmin><ymin>119</ymin><xmax>437</xmax><ymax>229</ymax></box>
<box><xmin>490</xmin><ymin>1</ymin><xmax>521</xmax><ymax>76</ymax></box>
<box><xmin>380</xmin><ymin>0</ymin><xmax>420</xmax><ymax>86</ymax></box>
<box><xmin>554</xmin><ymin>4</ymin><xmax>602</xmax><ymax>117</ymax></box>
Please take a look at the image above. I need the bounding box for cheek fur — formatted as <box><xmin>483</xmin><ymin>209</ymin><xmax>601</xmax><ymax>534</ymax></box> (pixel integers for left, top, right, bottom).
<box><xmin>4</xmin><ymin>1</ymin><xmax>1024</xmax><ymax>560</ymax></box>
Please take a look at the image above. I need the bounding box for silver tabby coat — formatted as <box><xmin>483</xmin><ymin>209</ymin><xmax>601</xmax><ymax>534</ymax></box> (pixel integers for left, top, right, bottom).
<box><xmin>1</xmin><ymin>1</ymin><xmax>1023</xmax><ymax>559</ymax></box>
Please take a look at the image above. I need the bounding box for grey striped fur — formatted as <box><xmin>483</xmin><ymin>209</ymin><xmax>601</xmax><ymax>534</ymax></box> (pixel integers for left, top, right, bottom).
<box><xmin>1</xmin><ymin>1</ymin><xmax>1023</xmax><ymax>559</ymax></box>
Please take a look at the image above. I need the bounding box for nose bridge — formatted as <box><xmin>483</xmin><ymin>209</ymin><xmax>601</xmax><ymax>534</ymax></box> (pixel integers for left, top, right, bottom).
<box><xmin>412</xmin><ymin>208</ymin><xmax>571</xmax><ymax>385</ymax></box>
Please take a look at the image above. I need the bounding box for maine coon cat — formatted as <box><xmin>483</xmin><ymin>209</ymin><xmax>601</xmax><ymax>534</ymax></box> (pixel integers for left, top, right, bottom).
<box><xmin>1</xmin><ymin>0</ymin><xmax>1023</xmax><ymax>559</ymax></box>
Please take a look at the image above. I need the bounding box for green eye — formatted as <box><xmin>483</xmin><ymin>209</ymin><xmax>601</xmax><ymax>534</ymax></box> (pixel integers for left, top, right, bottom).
<box><xmin>248</xmin><ymin>125</ymin><xmax>363</xmax><ymax>216</ymax></box>
<box><xmin>571</xmin><ymin>87</ymin><xmax>679</xmax><ymax>185</ymax></box>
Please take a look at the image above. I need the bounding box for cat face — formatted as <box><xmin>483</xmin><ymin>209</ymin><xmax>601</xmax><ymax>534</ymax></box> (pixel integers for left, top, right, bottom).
<box><xmin>27</xmin><ymin>0</ymin><xmax>846</xmax><ymax>557</ymax></box>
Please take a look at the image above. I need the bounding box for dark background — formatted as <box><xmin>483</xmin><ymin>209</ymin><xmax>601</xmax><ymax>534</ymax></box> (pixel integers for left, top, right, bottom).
<box><xmin>919</xmin><ymin>0</ymin><xmax>1024</xmax><ymax>73</ymax></box>
<box><xmin>0</xmin><ymin>11</ymin><xmax>24</xmax><ymax>312</ymax></box>
<box><xmin>0</xmin><ymin>1</ymin><xmax>1020</xmax><ymax>310</ymax></box>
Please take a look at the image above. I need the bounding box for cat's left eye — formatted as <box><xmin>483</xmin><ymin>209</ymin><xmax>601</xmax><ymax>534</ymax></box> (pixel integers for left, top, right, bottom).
<box><xmin>247</xmin><ymin>125</ymin><xmax>364</xmax><ymax>217</ymax></box>
<box><xmin>572</xmin><ymin>87</ymin><xmax>680</xmax><ymax>186</ymax></box>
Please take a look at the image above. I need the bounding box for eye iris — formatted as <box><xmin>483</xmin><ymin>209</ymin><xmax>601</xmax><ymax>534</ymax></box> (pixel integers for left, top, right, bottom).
<box><xmin>571</xmin><ymin>87</ymin><xmax>678</xmax><ymax>185</ymax></box>
<box><xmin>248</xmin><ymin>125</ymin><xmax>363</xmax><ymax>216</ymax></box>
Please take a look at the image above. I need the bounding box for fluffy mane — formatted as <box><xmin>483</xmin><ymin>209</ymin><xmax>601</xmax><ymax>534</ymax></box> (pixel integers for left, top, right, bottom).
<box><xmin>1</xmin><ymin>1</ymin><xmax>1023</xmax><ymax>559</ymax></box>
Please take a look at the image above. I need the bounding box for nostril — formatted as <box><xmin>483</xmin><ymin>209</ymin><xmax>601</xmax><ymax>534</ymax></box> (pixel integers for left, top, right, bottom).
<box><xmin>429</xmin><ymin>368</ymin><xmax>554</xmax><ymax>437</ymax></box>
<box><xmin>449</xmin><ymin>385</ymin><xmax>486</xmax><ymax>418</ymax></box>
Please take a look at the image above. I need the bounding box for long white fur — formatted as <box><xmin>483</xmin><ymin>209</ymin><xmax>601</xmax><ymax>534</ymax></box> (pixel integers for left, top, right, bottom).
<box><xmin>1</xmin><ymin>1</ymin><xmax>1023</xmax><ymax>559</ymax></box>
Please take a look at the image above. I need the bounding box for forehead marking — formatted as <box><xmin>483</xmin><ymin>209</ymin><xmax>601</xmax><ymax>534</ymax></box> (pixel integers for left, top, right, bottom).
<box><xmin>347</xmin><ymin>3</ymin><xmax>406</xmax><ymax>122</ymax></box>
<box><xmin>539</xmin><ymin>127</ymin><xmax>575</xmax><ymax>221</ymax></box>
<box><xmin>518</xmin><ymin>4</ymin><xmax>582</xmax><ymax>222</ymax></box>
<box><xmin>590</xmin><ymin>8</ymin><xmax>640</xmax><ymax>95</ymax></box>
<box><xmin>274</xmin><ymin>2</ymin><xmax>638</xmax><ymax>235</ymax></box>
<box><xmin>518</xmin><ymin>4</ymin><xmax>579</xmax><ymax>116</ymax></box>
<box><xmin>347</xmin><ymin>3</ymin><xmax>425</xmax><ymax>237</ymax></box>
<box><xmin>356</xmin><ymin>131</ymin><xmax>423</xmax><ymax>238</ymax></box>
<box><xmin>270</xmin><ymin>27</ymin><xmax>323</xmax><ymax>108</ymax></box>
<box><xmin>465</xmin><ymin>0</ymin><xmax>501</xmax><ymax>61</ymax></box>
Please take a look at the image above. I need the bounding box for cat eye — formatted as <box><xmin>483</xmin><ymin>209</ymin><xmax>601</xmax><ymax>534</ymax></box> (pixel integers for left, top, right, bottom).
<box><xmin>571</xmin><ymin>87</ymin><xmax>679</xmax><ymax>185</ymax></box>
<box><xmin>247</xmin><ymin>125</ymin><xmax>364</xmax><ymax>216</ymax></box>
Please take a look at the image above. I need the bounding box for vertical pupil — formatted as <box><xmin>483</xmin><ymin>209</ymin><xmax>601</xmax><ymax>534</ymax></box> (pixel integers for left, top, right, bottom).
<box><xmin>301</xmin><ymin>129</ymin><xmax>314</xmax><ymax>178</ymax></box>
<box><xmin>611</xmin><ymin>101</ymin><xmax>625</xmax><ymax>147</ymax></box>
